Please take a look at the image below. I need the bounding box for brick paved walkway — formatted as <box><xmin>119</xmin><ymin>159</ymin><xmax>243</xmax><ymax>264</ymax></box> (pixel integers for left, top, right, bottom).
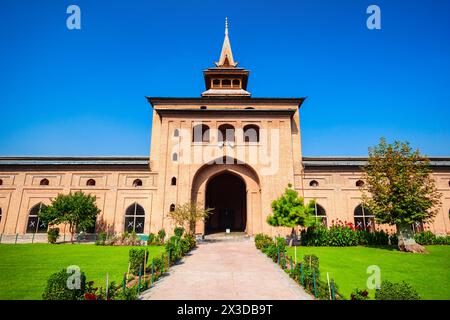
<box><xmin>141</xmin><ymin>239</ymin><xmax>313</xmax><ymax>300</ymax></box>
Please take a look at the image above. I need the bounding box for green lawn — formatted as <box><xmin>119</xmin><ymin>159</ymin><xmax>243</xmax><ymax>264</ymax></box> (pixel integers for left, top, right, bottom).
<box><xmin>0</xmin><ymin>244</ymin><xmax>165</xmax><ymax>300</ymax></box>
<box><xmin>286</xmin><ymin>245</ymin><xmax>450</xmax><ymax>300</ymax></box>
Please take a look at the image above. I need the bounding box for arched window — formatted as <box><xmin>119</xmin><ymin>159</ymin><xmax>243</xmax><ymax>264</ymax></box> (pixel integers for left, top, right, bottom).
<box><xmin>174</xmin><ymin>129</ymin><xmax>179</xmax><ymax>137</ymax></box>
<box><xmin>172</xmin><ymin>153</ymin><xmax>178</xmax><ymax>162</ymax></box>
<box><xmin>356</xmin><ymin>180</ymin><xmax>365</xmax><ymax>187</ymax></box>
<box><xmin>40</xmin><ymin>178</ymin><xmax>49</xmax><ymax>186</ymax></box>
<box><xmin>354</xmin><ymin>204</ymin><xmax>375</xmax><ymax>231</ymax></box>
<box><xmin>309</xmin><ymin>180</ymin><xmax>319</xmax><ymax>187</ymax></box>
<box><xmin>200</xmin><ymin>106</ymin><xmax>207</xmax><ymax>110</ymax></box>
<box><xmin>448</xmin><ymin>181</ymin><xmax>450</xmax><ymax>187</ymax></box>
<box><xmin>86</xmin><ymin>179</ymin><xmax>96</xmax><ymax>186</ymax></box>
<box><xmin>0</xmin><ymin>207</ymin><xmax>2</xmax><ymax>223</ymax></box>
<box><xmin>313</xmin><ymin>203</ymin><xmax>327</xmax><ymax>226</ymax></box>
<box><xmin>171</xmin><ymin>177</ymin><xmax>177</xmax><ymax>186</ymax></box>
<box><xmin>132</xmin><ymin>179</ymin><xmax>143</xmax><ymax>187</ymax></box>
<box><xmin>0</xmin><ymin>179</ymin><xmax>3</xmax><ymax>185</ymax></box>
<box><xmin>170</xmin><ymin>204</ymin><xmax>176</xmax><ymax>212</ymax></box>
<box><xmin>124</xmin><ymin>203</ymin><xmax>145</xmax><ymax>233</ymax></box>
<box><xmin>243</xmin><ymin>125</ymin><xmax>260</xmax><ymax>143</ymax></box>
<box><xmin>245</xmin><ymin>107</ymin><xmax>255</xmax><ymax>110</ymax></box>
<box><xmin>26</xmin><ymin>203</ymin><xmax>48</xmax><ymax>233</ymax></box>
<box><xmin>193</xmin><ymin>124</ymin><xmax>210</xmax><ymax>142</ymax></box>
<box><xmin>218</xmin><ymin>124</ymin><xmax>235</xmax><ymax>142</ymax></box>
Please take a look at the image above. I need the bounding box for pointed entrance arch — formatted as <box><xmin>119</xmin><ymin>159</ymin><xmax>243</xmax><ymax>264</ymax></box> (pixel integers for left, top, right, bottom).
<box><xmin>191</xmin><ymin>157</ymin><xmax>261</xmax><ymax>235</ymax></box>
<box><xmin>205</xmin><ymin>172</ymin><xmax>246</xmax><ymax>234</ymax></box>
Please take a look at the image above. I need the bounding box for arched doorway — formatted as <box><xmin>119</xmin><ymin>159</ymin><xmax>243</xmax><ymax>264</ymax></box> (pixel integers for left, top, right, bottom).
<box><xmin>190</xmin><ymin>157</ymin><xmax>261</xmax><ymax>236</ymax></box>
<box><xmin>205</xmin><ymin>172</ymin><xmax>246</xmax><ymax>234</ymax></box>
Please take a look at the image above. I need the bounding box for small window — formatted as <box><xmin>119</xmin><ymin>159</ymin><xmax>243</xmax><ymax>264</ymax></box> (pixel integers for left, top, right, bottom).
<box><xmin>0</xmin><ymin>207</ymin><xmax>2</xmax><ymax>223</ymax></box>
<box><xmin>172</xmin><ymin>153</ymin><xmax>178</xmax><ymax>162</ymax></box>
<box><xmin>356</xmin><ymin>180</ymin><xmax>365</xmax><ymax>187</ymax></box>
<box><xmin>448</xmin><ymin>181</ymin><xmax>450</xmax><ymax>187</ymax></box>
<box><xmin>193</xmin><ymin>124</ymin><xmax>210</xmax><ymax>142</ymax></box>
<box><xmin>232</xmin><ymin>79</ymin><xmax>240</xmax><ymax>88</ymax></box>
<box><xmin>133</xmin><ymin>179</ymin><xmax>143</xmax><ymax>187</ymax></box>
<box><xmin>40</xmin><ymin>178</ymin><xmax>49</xmax><ymax>186</ymax></box>
<box><xmin>245</xmin><ymin>107</ymin><xmax>255</xmax><ymax>110</ymax></box>
<box><xmin>212</xmin><ymin>79</ymin><xmax>220</xmax><ymax>88</ymax></box>
<box><xmin>171</xmin><ymin>177</ymin><xmax>177</xmax><ymax>186</ymax></box>
<box><xmin>200</xmin><ymin>106</ymin><xmax>207</xmax><ymax>110</ymax></box>
<box><xmin>411</xmin><ymin>221</ymin><xmax>424</xmax><ymax>234</ymax></box>
<box><xmin>86</xmin><ymin>179</ymin><xmax>96</xmax><ymax>186</ymax></box>
<box><xmin>309</xmin><ymin>180</ymin><xmax>319</xmax><ymax>187</ymax></box>
<box><xmin>222</xmin><ymin>79</ymin><xmax>231</xmax><ymax>88</ymax></box>
<box><xmin>243</xmin><ymin>125</ymin><xmax>260</xmax><ymax>143</ymax></box>
<box><xmin>170</xmin><ymin>204</ymin><xmax>175</xmax><ymax>212</ymax></box>
<box><xmin>0</xmin><ymin>179</ymin><xmax>3</xmax><ymax>185</ymax></box>
<box><xmin>218</xmin><ymin>124</ymin><xmax>235</xmax><ymax>142</ymax></box>
<box><xmin>174</xmin><ymin>129</ymin><xmax>179</xmax><ymax>137</ymax></box>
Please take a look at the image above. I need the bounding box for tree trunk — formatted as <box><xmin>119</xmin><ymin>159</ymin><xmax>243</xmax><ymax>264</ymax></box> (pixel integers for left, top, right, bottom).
<box><xmin>397</xmin><ymin>223</ymin><xmax>427</xmax><ymax>253</ymax></box>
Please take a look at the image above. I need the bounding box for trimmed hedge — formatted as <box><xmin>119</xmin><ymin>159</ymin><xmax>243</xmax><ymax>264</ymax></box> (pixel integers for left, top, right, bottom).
<box><xmin>414</xmin><ymin>231</ymin><xmax>450</xmax><ymax>245</ymax></box>
<box><xmin>42</xmin><ymin>269</ymin><xmax>86</xmax><ymax>300</ymax></box>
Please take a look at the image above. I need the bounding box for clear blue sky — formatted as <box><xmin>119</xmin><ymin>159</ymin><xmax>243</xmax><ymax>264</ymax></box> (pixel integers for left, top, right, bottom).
<box><xmin>1</xmin><ymin>0</ymin><xmax>449</xmax><ymax>157</ymax></box>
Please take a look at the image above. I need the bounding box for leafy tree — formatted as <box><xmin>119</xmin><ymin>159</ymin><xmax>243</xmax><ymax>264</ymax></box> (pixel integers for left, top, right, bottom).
<box><xmin>167</xmin><ymin>201</ymin><xmax>213</xmax><ymax>234</ymax></box>
<box><xmin>39</xmin><ymin>191</ymin><xmax>100</xmax><ymax>243</ymax></box>
<box><xmin>266</xmin><ymin>184</ymin><xmax>316</xmax><ymax>232</ymax></box>
<box><xmin>362</xmin><ymin>138</ymin><xmax>442</xmax><ymax>253</ymax></box>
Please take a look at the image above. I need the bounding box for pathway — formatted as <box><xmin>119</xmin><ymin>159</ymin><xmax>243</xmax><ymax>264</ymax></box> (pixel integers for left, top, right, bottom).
<box><xmin>141</xmin><ymin>239</ymin><xmax>312</xmax><ymax>300</ymax></box>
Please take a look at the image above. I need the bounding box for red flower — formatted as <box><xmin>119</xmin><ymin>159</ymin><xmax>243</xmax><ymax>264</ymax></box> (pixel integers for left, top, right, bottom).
<box><xmin>84</xmin><ymin>293</ymin><xmax>97</xmax><ymax>300</ymax></box>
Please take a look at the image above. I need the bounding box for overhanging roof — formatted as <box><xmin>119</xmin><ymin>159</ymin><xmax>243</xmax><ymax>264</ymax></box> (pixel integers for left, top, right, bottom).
<box><xmin>302</xmin><ymin>157</ymin><xmax>450</xmax><ymax>167</ymax></box>
<box><xmin>0</xmin><ymin>156</ymin><xmax>149</xmax><ymax>167</ymax></box>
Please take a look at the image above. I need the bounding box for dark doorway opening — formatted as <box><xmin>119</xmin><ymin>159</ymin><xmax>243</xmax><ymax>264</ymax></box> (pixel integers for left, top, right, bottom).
<box><xmin>205</xmin><ymin>172</ymin><xmax>246</xmax><ymax>234</ymax></box>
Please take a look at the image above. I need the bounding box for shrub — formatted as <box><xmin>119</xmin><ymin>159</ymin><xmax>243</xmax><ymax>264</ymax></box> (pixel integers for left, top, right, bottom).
<box><xmin>147</xmin><ymin>233</ymin><xmax>156</xmax><ymax>245</ymax></box>
<box><xmin>174</xmin><ymin>227</ymin><xmax>185</xmax><ymax>237</ymax></box>
<box><xmin>42</xmin><ymin>269</ymin><xmax>86</xmax><ymax>300</ymax></box>
<box><xmin>115</xmin><ymin>286</ymin><xmax>138</xmax><ymax>300</ymax></box>
<box><xmin>301</xmin><ymin>225</ymin><xmax>329</xmax><ymax>246</ymax></box>
<box><xmin>327</xmin><ymin>225</ymin><xmax>359</xmax><ymax>246</ymax></box>
<box><xmin>254</xmin><ymin>233</ymin><xmax>274</xmax><ymax>250</ymax></box>
<box><xmin>389</xmin><ymin>233</ymin><xmax>398</xmax><ymax>246</ymax></box>
<box><xmin>165</xmin><ymin>235</ymin><xmax>183</xmax><ymax>263</ymax></box>
<box><xmin>157</xmin><ymin>229</ymin><xmax>166</xmax><ymax>244</ymax></box>
<box><xmin>129</xmin><ymin>248</ymin><xmax>149</xmax><ymax>275</ymax></box>
<box><xmin>152</xmin><ymin>256</ymin><xmax>164</xmax><ymax>275</ymax></box>
<box><xmin>351</xmin><ymin>288</ymin><xmax>370</xmax><ymax>300</ymax></box>
<box><xmin>375</xmin><ymin>281</ymin><xmax>420</xmax><ymax>300</ymax></box>
<box><xmin>95</xmin><ymin>232</ymin><xmax>107</xmax><ymax>245</ymax></box>
<box><xmin>414</xmin><ymin>231</ymin><xmax>450</xmax><ymax>245</ymax></box>
<box><xmin>358</xmin><ymin>230</ymin><xmax>389</xmax><ymax>246</ymax></box>
<box><xmin>183</xmin><ymin>233</ymin><xmax>197</xmax><ymax>250</ymax></box>
<box><xmin>47</xmin><ymin>228</ymin><xmax>60</xmax><ymax>244</ymax></box>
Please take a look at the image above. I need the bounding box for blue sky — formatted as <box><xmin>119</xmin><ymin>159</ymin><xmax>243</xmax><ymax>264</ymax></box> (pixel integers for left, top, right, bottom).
<box><xmin>0</xmin><ymin>0</ymin><xmax>449</xmax><ymax>157</ymax></box>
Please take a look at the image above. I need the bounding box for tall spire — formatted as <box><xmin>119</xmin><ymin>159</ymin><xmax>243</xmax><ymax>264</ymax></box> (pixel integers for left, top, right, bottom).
<box><xmin>215</xmin><ymin>17</ymin><xmax>238</xmax><ymax>67</ymax></box>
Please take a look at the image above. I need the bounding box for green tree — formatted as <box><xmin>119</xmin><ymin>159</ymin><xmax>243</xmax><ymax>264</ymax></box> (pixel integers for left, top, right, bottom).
<box><xmin>266</xmin><ymin>184</ymin><xmax>316</xmax><ymax>232</ymax></box>
<box><xmin>167</xmin><ymin>201</ymin><xmax>213</xmax><ymax>234</ymax></box>
<box><xmin>362</xmin><ymin>138</ymin><xmax>442</xmax><ymax>253</ymax></box>
<box><xmin>39</xmin><ymin>191</ymin><xmax>100</xmax><ymax>243</ymax></box>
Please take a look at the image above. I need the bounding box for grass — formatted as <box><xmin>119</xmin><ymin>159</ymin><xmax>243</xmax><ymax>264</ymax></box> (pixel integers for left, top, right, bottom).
<box><xmin>286</xmin><ymin>245</ymin><xmax>450</xmax><ymax>300</ymax></box>
<box><xmin>0</xmin><ymin>243</ymin><xmax>165</xmax><ymax>300</ymax></box>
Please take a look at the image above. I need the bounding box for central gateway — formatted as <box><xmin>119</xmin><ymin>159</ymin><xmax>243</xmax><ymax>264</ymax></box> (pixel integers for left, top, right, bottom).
<box><xmin>205</xmin><ymin>172</ymin><xmax>247</xmax><ymax>234</ymax></box>
<box><xmin>147</xmin><ymin>19</ymin><xmax>304</xmax><ymax>236</ymax></box>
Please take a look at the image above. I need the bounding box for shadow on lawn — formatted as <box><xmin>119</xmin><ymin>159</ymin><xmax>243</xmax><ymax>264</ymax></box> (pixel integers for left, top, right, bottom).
<box><xmin>364</xmin><ymin>245</ymin><xmax>399</xmax><ymax>251</ymax></box>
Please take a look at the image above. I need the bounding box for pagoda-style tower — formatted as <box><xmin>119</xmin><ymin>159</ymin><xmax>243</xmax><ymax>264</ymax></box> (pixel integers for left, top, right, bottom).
<box><xmin>202</xmin><ymin>18</ymin><xmax>251</xmax><ymax>97</ymax></box>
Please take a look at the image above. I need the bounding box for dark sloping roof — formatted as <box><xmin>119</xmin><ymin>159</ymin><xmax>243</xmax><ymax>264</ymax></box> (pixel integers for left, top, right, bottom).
<box><xmin>0</xmin><ymin>156</ymin><xmax>149</xmax><ymax>166</ymax></box>
<box><xmin>0</xmin><ymin>156</ymin><xmax>449</xmax><ymax>167</ymax></box>
<box><xmin>302</xmin><ymin>157</ymin><xmax>450</xmax><ymax>167</ymax></box>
